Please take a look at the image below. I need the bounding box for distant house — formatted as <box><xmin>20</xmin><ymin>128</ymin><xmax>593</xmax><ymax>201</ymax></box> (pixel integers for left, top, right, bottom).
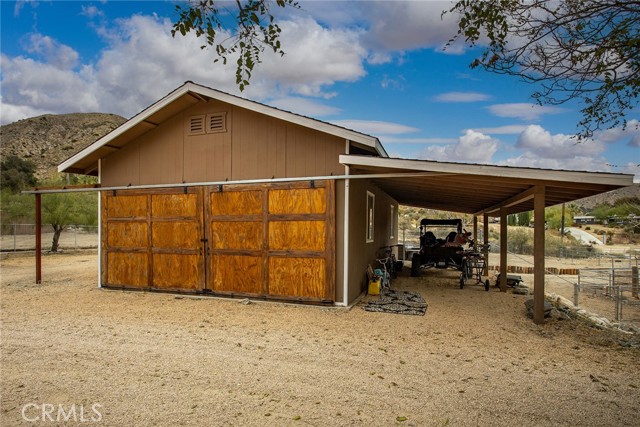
<box><xmin>573</xmin><ymin>215</ymin><xmax>597</xmax><ymax>225</ymax></box>
<box><xmin>56</xmin><ymin>81</ymin><xmax>633</xmax><ymax>308</ymax></box>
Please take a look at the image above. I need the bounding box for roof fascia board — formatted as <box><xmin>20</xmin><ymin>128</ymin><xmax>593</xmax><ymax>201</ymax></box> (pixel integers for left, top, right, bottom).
<box><xmin>339</xmin><ymin>155</ymin><xmax>633</xmax><ymax>187</ymax></box>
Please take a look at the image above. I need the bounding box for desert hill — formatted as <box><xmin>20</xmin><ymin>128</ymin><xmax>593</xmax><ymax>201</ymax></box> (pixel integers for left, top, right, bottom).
<box><xmin>0</xmin><ymin>113</ymin><xmax>126</xmax><ymax>179</ymax></box>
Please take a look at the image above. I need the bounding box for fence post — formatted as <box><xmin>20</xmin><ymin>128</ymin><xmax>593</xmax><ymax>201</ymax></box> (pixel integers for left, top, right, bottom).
<box><xmin>615</xmin><ymin>286</ymin><xmax>621</xmax><ymax>322</ymax></box>
<box><xmin>575</xmin><ymin>270</ymin><xmax>581</xmax><ymax>306</ymax></box>
<box><xmin>632</xmin><ymin>266</ymin><xmax>638</xmax><ymax>299</ymax></box>
<box><xmin>13</xmin><ymin>224</ymin><xmax>17</xmax><ymax>252</ymax></box>
<box><xmin>35</xmin><ymin>194</ymin><xmax>42</xmax><ymax>284</ymax></box>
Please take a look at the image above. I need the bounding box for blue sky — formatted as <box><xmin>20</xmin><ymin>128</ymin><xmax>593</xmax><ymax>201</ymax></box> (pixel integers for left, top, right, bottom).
<box><xmin>1</xmin><ymin>1</ymin><xmax>638</xmax><ymax>181</ymax></box>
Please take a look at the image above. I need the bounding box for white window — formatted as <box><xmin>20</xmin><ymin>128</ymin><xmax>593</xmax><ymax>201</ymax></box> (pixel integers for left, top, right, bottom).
<box><xmin>366</xmin><ymin>191</ymin><xmax>375</xmax><ymax>243</ymax></box>
<box><xmin>390</xmin><ymin>204</ymin><xmax>395</xmax><ymax>239</ymax></box>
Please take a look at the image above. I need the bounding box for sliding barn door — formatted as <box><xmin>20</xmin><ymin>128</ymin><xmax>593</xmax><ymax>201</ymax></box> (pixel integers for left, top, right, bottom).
<box><xmin>205</xmin><ymin>181</ymin><xmax>335</xmax><ymax>302</ymax></box>
<box><xmin>101</xmin><ymin>188</ymin><xmax>205</xmax><ymax>291</ymax></box>
<box><xmin>101</xmin><ymin>182</ymin><xmax>335</xmax><ymax>302</ymax></box>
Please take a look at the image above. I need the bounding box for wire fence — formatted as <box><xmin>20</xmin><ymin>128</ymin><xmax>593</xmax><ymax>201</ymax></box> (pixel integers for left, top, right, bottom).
<box><xmin>0</xmin><ymin>224</ymin><xmax>99</xmax><ymax>252</ymax></box>
<box><xmin>576</xmin><ymin>267</ymin><xmax>640</xmax><ymax>323</ymax></box>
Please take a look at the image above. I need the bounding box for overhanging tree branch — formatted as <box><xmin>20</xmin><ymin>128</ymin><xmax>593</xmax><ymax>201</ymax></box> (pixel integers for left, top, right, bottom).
<box><xmin>446</xmin><ymin>0</ymin><xmax>640</xmax><ymax>139</ymax></box>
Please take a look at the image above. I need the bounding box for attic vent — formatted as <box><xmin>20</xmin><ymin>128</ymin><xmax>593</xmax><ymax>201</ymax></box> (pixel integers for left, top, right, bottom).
<box><xmin>188</xmin><ymin>115</ymin><xmax>206</xmax><ymax>135</ymax></box>
<box><xmin>207</xmin><ymin>112</ymin><xmax>227</xmax><ymax>133</ymax></box>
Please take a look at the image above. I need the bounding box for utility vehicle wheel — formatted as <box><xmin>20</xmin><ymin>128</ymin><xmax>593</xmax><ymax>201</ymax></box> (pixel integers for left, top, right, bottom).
<box><xmin>411</xmin><ymin>253</ymin><xmax>420</xmax><ymax>277</ymax></box>
<box><xmin>484</xmin><ymin>279</ymin><xmax>490</xmax><ymax>291</ymax></box>
<box><xmin>459</xmin><ymin>276</ymin><xmax>465</xmax><ymax>289</ymax></box>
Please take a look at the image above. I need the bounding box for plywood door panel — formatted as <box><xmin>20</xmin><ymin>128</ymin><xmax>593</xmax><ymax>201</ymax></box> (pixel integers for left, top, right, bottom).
<box><xmin>205</xmin><ymin>181</ymin><xmax>335</xmax><ymax>302</ymax></box>
<box><xmin>102</xmin><ymin>188</ymin><xmax>205</xmax><ymax>291</ymax></box>
<box><xmin>152</xmin><ymin>193</ymin><xmax>198</xmax><ymax>218</ymax></box>
<box><xmin>211</xmin><ymin>255</ymin><xmax>263</xmax><ymax>293</ymax></box>
<box><xmin>210</xmin><ymin>190</ymin><xmax>262</xmax><ymax>216</ymax></box>
<box><xmin>107</xmin><ymin>195</ymin><xmax>148</xmax><ymax>218</ymax></box>
<box><xmin>107</xmin><ymin>252</ymin><xmax>148</xmax><ymax>287</ymax></box>
<box><xmin>268</xmin><ymin>221</ymin><xmax>325</xmax><ymax>251</ymax></box>
<box><xmin>268</xmin><ymin>188</ymin><xmax>326</xmax><ymax>214</ymax></box>
<box><xmin>107</xmin><ymin>222</ymin><xmax>148</xmax><ymax>248</ymax></box>
<box><xmin>268</xmin><ymin>257</ymin><xmax>326</xmax><ymax>298</ymax></box>
<box><xmin>152</xmin><ymin>222</ymin><xmax>200</xmax><ymax>250</ymax></box>
<box><xmin>210</xmin><ymin>221</ymin><xmax>262</xmax><ymax>250</ymax></box>
<box><xmin>152</xmin><ymin>253</ymin><xmax>200</xmax><ymax>289</ymax></box>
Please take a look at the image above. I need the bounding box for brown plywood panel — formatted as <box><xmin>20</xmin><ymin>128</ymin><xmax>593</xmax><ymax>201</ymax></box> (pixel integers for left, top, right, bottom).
<box><xmin>107</xmin><ymin>252</ymin><xmax>148</xmax><ymax>287</ymax></box>
<box><xmin>269</xmin><ymin>221</ymin><xmax>325</xmax><ymax>251</ymax></box>
<box><xmin>152</xmin><ymin>193</ymin><xmax>198</xmax><ymax>218</ymax></box>
<box><xmin>268</xmin><ymin>188</ymin><xmax>326</xmax><ymax>215</ymax></box>
<box><xmin>211</xmin><ymin>255</ymin><xmax>262</xmax><ymax>293</ymax></box>
<box><xmin>210</xmin><ymin>190</ymin><xmax>262</xmax><ymax>216</ymax></box>
<box><xmin>107</xmin><ymin>195</ymin><xmax>148</xmax><ymax>218</ymax></box>
<box><xmin>152</xmin><ymin>253</ymin><xmax>199</xmax><ymax>289</ymax></box>
<box><xmin>269</xmin><ymin>257</ymin><xmax>326</xmax><ymax>298</ymax></box>
<box><xmin>107</xmin><ymin>222</ymin><xmax>148</xmax><ymax>248</ymax></box>
<box><xmin>152</xmin><ymin>221</ymin><xmax>199</xmax><ymax>249</ymax></box>
<box><xmin>210</xmin><ymin>221</ymin><xmax>262</xmax><ymax>250</ymax></box>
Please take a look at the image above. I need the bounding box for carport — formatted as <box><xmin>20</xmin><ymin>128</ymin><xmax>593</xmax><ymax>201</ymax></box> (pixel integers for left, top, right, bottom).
<box><xmin>339</xmin><ymin>155</ymin><xmax>634</xmax><ymax>324</ymax></box>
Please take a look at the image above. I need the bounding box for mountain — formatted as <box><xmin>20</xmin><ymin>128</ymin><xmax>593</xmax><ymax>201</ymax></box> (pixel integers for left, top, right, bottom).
<box><xmin>572</xmin><ymin>184</ymin><xmax>640</xmax><ymax>211</ymax></box>
<box><xmin>0</xmin><ymin>113</ymin><xmax>126</xmax><ymax>179</ymax></box>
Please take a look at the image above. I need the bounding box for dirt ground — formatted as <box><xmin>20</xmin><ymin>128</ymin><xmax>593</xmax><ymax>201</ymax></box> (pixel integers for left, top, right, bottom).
<box><xmin>1</xmin><ymin>252</ymin><xmax>639</xmax><ymax>426</ymax></box>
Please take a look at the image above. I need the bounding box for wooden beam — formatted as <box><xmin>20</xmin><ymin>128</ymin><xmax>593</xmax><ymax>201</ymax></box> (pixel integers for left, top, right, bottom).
<box><xmin>35</xmin><ymin>194</ymin><xmax>42</xmax><ymax>284</ymax></box>
<box><xmin>533</xmin><ymin>186</ymin><xmax>546</xmax><ymax>324</ymax></box>
<box><xmin>499</xmin><ymin>207</ymin><xmax>508</xmax><ymax>292</ymax></box>
<box><xmin>474</xmin><ymin>186</ymin><xmax>537</xmax><ymax>216</ymax></box>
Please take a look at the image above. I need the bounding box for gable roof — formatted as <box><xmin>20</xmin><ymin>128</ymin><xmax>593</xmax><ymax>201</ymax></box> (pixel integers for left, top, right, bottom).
<box><xmin>58</xmin><ymin>81</ymin><xmax>387</xmax><ymax>175</ymax></box>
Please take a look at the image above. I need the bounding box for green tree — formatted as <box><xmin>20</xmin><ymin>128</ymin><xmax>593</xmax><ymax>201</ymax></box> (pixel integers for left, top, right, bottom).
<box><xmin>172</xmin><ymin>0</ymin><xmax>298</xmax><ymax>91</ymax></box>
<box><xmin>0</xmin><ymin>190</ymin><xmax>34</xmax><ymax>231</ymax></box>
<box><xmin>0</xmin><ymin>155</ymin><xmax>37</xmax><ymax>193</ymax></box>
<box><xmin>37</xmin><ymin>175</ymin><xmax>99</xmax><ymax>252</ymax></box>
<box><xmin>446</xmin><ymin>0</ymin><xmax>640</xmax><ymax>139</ymax></box>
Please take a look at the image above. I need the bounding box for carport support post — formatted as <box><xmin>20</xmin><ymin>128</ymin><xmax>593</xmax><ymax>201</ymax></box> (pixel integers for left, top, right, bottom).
<box><xmin>499</xmin><ymin>208</ymin><xmax>507</xmax><ymax>292</ymax></box>
<box><xmin>35</xmin><ymin>193</ymin><xmax>42</xmax><ymax>284</ymax></box>
<box><xmin>483</xmin><ymin>214</ymin><xmax>489</xmax><ymax>276</ymax></box>
<box><xmin>472</xmin><ymin>216</ymin><xmax>478</xmax><ymax>246</ymax></box>
<box><xmin>533</xmin><ymin>186</ymin><xmax>546</xmax><ymax>324</ymax></box>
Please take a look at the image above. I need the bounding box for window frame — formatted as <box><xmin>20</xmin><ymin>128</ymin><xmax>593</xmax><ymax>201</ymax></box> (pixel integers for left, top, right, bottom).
<box><xmin>366</xmin><ymin>191</ymin><xmax>375</xmax><ymax>243</ymax></box>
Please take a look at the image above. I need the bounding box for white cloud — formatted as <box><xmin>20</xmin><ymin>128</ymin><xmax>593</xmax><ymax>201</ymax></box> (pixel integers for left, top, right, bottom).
<box><xmin>359</xmin><ymin>2</ymin><xmax>463</xmax><ymax>53</ymax></box>
<box><xmin>267</xmin><ymin>97</ymin><xmax>341</xmax><ymax>117</ymax></box>
<box><xmin>594</xmin><ymin>119</ymin><xmax>640</xmax><ymax>146</ymax></box>
<box><xmin>0</xmin><ymin>14</ymin><xmax>371</xmax><ymax>123</ymax></box>
<box><xmin>417</xmin><ymin>130</ymin><xmax>499</xmax><ymax>163</ymax></box>
<box><xmin>381</xmin><ymin>137</ymin><xmax>458</xmax><ymax>144</ymax></box>
<box><xmin>81</xmin><ymin>5</ymin><xmax>104</xmax><ymax>19</ymax></box>
<box><xmin>22</xmin><ymin>33</ymin><xmax>79</xmax><ymax>69</ymax></box>
<box><xmin>0</xmin><ymin>99</ymin><xmax>54</xmax><ymax>125</ymax></box>
<box><xmin>470</xmin><ymin>124</ymin><xmax>529</xmax><ymax>135</ymax></box>
<box><xmin>434</xmin><ymin>92</ymin><xmax>491</xmax><ymax>103</ymax></box>
<box><xmin>499</xmin><ymin>154</ymin><xmax>612</xmax><ymax>173</ymax></box>
<box><xmin>254</xmin><ymin>17</ymin><xmax>367</xmax><ymax>98</ymax></box>
<box><xmin>488</xmin><ymin>103</ymin><xmax>568</xmax><ymax>121</ymax></box>
<box><xmin>516</xmin><ymin>125</ymin><xmax>605</xmax><ymax>159</ymax></box>
<box><xmin>330</xmin><ymin>120</ymin><xmax>419</xmax><ymax>136</ymax></box>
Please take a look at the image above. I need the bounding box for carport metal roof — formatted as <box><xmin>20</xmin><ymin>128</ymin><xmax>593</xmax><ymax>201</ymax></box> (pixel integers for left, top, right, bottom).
<box><xmin>340</xmin><ymin>155</ymin><xmax>634</xmax><ymax>215</ymax></box>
